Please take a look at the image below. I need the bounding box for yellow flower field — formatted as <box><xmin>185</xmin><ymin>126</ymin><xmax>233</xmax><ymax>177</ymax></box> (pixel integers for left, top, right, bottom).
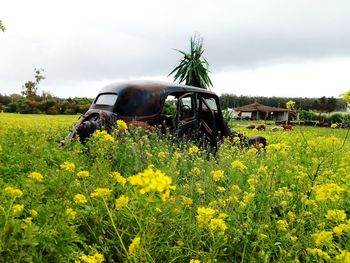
<box><xmin>0</xmin><ymin>112</ymin><xmax>350</xmax><ymax>262</ymax></box>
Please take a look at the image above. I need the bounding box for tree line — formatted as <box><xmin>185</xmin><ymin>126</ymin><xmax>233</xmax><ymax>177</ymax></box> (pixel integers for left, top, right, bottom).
<box><xmin>219</xmin><ymin>94</ymin><xmax>347</xmax><ymax>112</ymax></box>
<box><xmin>2</xmin><ymin>91</ymin><xmax>345</xmax><ymax>115</ymax></box>
<box><xmin>0</xmin><ymin>69</ymin><xmax>92</xmax><ymax>115</ymax></box>
<box><xmin>0</xmin><ymin>93</ymin><xmax>93</xmax><ymax>115</ymax></box>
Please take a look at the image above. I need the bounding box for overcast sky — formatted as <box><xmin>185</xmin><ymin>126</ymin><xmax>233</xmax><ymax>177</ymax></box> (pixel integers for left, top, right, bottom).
<box><xmin>1</xmin><ymin>0</ymin><xmax>350</xmax><ymax>98</ymax></box>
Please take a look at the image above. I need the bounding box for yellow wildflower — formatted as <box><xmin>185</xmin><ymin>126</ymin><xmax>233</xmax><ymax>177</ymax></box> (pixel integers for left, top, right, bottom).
<box><xmin>276</xmin><ymin>220</ymin><xmax>288</xmax><ymax>231</ymax></box>
<box><xmin>315</xmin><ymin>183</ymin><xmax>344</xmax><ymax>202</ymax></box>
<box><xmin>128</xmin><ymin>236</ymin><xmax>141</xmax><ymax>255</ymax></box>
<box><xmin>128</xmin><ymin>165</ymin><xmax>175</xmax><ymax>201</ymax></box>
<box><xmin>231</xmin><ymin>184</ymin><xmax>241</xmax><ymax>193</ymax></box>
<box><xmin>247</xmin><ymin>176</ymin><xmax>258</xmax><ymax>188</ymax></box>
<box><xmin>110</xmin><ymin>171</ymin><xmax>127</xmax><ymax>186</ymax></box>
<box><xmin>333</xmin><ymin>225</ymin><xmax>345</xmax><ymax>236</ymax></box>
<box><xmin>188</xmin><ymin>145</ymin><xmax>199</xmax><ymax>155</ymax></box>
<box><xmin>336</xmin><ymin>250</ymin><xmax>350</xmax><ymax>262</ymax></box>
<box><xmin>274</xmin><ymin>187</ymin><xmax>293</xmax><ymax>198</ymax></box>
<box><xmin>196</xmin><ymin>207</ymin><xmax>216</xmax><ymax>226</ymax></box>
<box><xmin>190</xmin><ymin>167</ymin><xmax>201</xmax><ymax>176</ymax></box>
<box><xmin>12</xmin><ymin>204</ymin><xmax>24</xmax><ymax>214</ymax></box>
<box><xmin>74</xmin><ymin>194</ymin><xmax>88</xmax><ymax>204</ymax></box>
<box><xmin>209</xmin><ymin>218</ymin><xmax>228</xmax><ymax>234</ymax></box>
<box><xmin>30</xmin><ymin>209</ymin><xmax>38</xmax><ymax>217</ymax></box>
<box><xmin>239</xmin><ymin>192</ymin><xmax>255</xmax><ymax>207</ymax></box>
<box><xmin>231</xmin><ymin>160</ymin><xmax>246</xmax><ymax>172</ymax></box>
<box><xmin>4</xmin><ymin>186</ymin><xmax>23</xmax><ymax>198</ymax></box>
<box><xmin>280</xmin><ymin>201</ymin><xmax>288</xmax><ymax>207</ymax></box>
<box><xmin>257</xmin><ymin>165</ymin><xmax>268</xmax><ymax>175</ymax></box>
<box><xmin>93</xmin><ymin>130</ymin><xmax>115</xmax><ymax>142</ymax></box>
<box><xmin>306</xmin><ymin>248</ymin><xmax>331</xmax><ymax>261</ymax></box>
<box><xmin>211</xmin><ymin>170</ymin><xmax>225</xmax><ymax>181</ymax></box>
<box><xmin>60</xmin><ymin>161</ymin><xmax>75</xmax><ymax>172</ymax></box>
<box><xmin>217</xmin><ymin>186</ymin><xmax>226</xmax><ymax>193</ymax></box>
<box><xmin>196</xmin><ymin>187</ymin><xmax>205</xmax><ymax>195</ymax></box>
<box><xmin>211</xmin><ymin>170</ymin><xmax>225</xmax><ymax>182</ymax></box>
<box><xmin>290</xmin><ymin>236</ymin><xmax>298</xmax><ymax>242</ymax></box>
<box><xmin>287</xmin><ymin>211</ymin><xmax>296</xmax><ymax>221</ymax></box>
<box><xmin>266</xmin><ymin>143</ymin><xmax>289</xmax><ymax>154</ymax></box>
<box><xmin>180</xmin><ymin>196</ymin><xmax>193</xmax><ymax>206</ymax></box>
<box><xmin>115</xmin><ymin>195</ymin><xmax>129</xmax><ymax>210</ymax></box>
<box><xmin>325</xmin><ymin>209</ymin><xmax>347</xmax><ymax>222</ymax></box>
<box><xmin>77</xmin><ymin>171</ymin><xmax>90</xmax><ymax>178</ymax></box>
<box><xmin>22</xmin><ymin>217</ymin><xmax>33</xmax><ymax>225</ymax></box>
<box><xmin>116</xmin><ymin>119</ymin><xmax>128</xmax><ymax>132</ymax></box>
<box><xmin>157</xmin><ymin>151</ymin><xmax>167</xmax><ymax>158</ymax></box>
<box><xmin>331</xmin><ymin>123</ymin><xmax>338</xmax><ymax>129</ymax></box>
<box><xmin>313</xmin><ymin>231</ymin><xmax>333</xmax><ymax>246</ymax></box>
<box><xmin>189</xmin><ymin>260</ymin><xmax>201</xmax><ymax>263</ymax></box>
<box><xmin>259</xmin><ymin>234</ymin><xmax>268</xmax><ymax>239</ymax></box>
<box><xmin>176</xmin><ymin>240</ymin><xmax>184</xmax><ymax>247</ymax></box>
<box><xmin>66</xmin><ymin>208</ymin><xmax>76</xmax><ymax>221</ymax></box>
<box><xmin>28</xmin><ymin>172</ymin><xmax>44</xmax><ymax>182</ymax></box>
<box><xmin>90</xmin><ymin>188</ymin><xmax>112</xmax><ymax>198</ymax></box>
<box><xmin>78</xmin><ymin>252</ymin><xmax>105</xmax><ymax>263</ymax></box>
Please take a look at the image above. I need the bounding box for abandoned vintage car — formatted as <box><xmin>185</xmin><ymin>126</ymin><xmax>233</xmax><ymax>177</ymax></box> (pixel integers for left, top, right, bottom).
<box><xmin>63</xmin><ymin>81</ymin><xmax>266</xmax><ymax>148</ymax></box>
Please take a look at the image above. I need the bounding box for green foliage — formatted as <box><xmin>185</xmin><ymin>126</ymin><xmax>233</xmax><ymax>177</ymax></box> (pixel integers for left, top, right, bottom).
<box><xmin>342</xmin><ymin>90</ymin><xmax>350</xmax><ymax>104</ymax></box>
<box><xmin>286</xmin><ymin>100</ymin><xmax>296</xmax><ymax>110</ymax></box>
<box><xmin>0</xmin><ymin>94</ymin><xmax>93</xmax><ymax>115</ymax></box>
<box><xmin>329</xmin><ymin>113</ymin><xmax>343</xmax><ymax>123</ymax></box>
<box><xmin>298</xmin><ymin>110</ymin><xmax>317</xmax><ymax>121</ymax></box>
<box><xmin>222</xmin><ymin>109</ymin><xmax>234</xmax><ymax>123</ymax></box>
<box><xmin>169</xmin><ymin>34</ymin><xmax>213</xmax><ymax>89</ymax></box>
<box><xmin>0</xmin><ymin>20</ymin><xmax>5</xmax><ymax>32</ymax></box>
<box><xmin>163</xmin><ymin>101</ymin><xmax>176</xmax><ymax>116</ymax></box>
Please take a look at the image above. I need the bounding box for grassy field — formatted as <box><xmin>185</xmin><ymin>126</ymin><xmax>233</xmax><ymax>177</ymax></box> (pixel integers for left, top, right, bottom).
<box><xmin>0</xmin><ymin>113</ymin><xmax>350</xmax><ymax>262</ymax></box>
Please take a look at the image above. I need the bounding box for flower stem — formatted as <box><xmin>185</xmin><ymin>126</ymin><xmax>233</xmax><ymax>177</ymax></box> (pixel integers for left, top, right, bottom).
<box><xmin>103</xmin><ymin>198</ymin><xmax>131</xmax><ymax>262</ymax></box>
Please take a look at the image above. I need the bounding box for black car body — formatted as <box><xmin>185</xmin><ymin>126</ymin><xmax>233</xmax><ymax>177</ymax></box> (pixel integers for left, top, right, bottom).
<box><xmin>64</xmin><ymin>81</ymin><xmax>263</xmax><ymax>148</ymax></box>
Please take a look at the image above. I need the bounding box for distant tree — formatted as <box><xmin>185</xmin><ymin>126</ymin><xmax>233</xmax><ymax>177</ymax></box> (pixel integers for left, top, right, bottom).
<box><xmin>325</xmin><ymin>97</ymin><xmax>338</xmax><ymax>113</ymax></box>
<box><xmin>318</xmin><ymin>96</ymin><xmax>327</xmax><ymax>112</ymax></box>
<box><xmin>343</xmin><ymin>90</ymin><xmax>350</xmax><ymax>103</ymax></box>
<box><xmin>286</xmin><ymin>100</ymin><xmax>296</xmax><ymax>110</ymax></box>
<box><xmin>22</xmin><ymin>68</ymin><xmax>45</xmax><ymax>98</ymax></box>
<box><xmin>169</xmin><ymin>34</ymin><xmax>213</xmax><ymax>89</ymax></box>
<box><xmin>0</xmin><ymin>20</ymin><xmax>5</xmax><ymax>32</ymax></box>
<box><xmin>343</xmin><ymin>90</ymin><xmax>350</xmax><ymax>111</ymax></box>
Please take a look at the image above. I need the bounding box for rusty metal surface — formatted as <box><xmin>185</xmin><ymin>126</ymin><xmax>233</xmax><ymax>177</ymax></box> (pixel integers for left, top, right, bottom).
<box><xmin>63</xmin><ymin>81</ymin><xmax>235</xmax><ymax>145</ymax></box>
<box><xmin>90</xmin><ymin>81</ymin><xmax>222</xmax><ymax>123</ymax></box>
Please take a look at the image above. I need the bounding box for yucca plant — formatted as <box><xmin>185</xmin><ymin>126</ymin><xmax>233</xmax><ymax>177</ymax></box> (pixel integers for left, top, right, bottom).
<box><xmin>169</xmin><ymin>35</ymin><xmax>213</xmax><ymax>89</ymax></box>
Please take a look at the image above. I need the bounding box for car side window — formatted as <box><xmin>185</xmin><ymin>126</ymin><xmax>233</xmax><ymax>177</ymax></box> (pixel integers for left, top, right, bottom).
<box><xmin>205</xmin><ymin>97</ymin><xmax>218</xmax><ymax>112</ymax></box>
<box><xmin>197</xmin><ymin>96</ymin><xmax>218</xmax><ymax>112</ymax></box>
<box><xmin>179</xmin><ymin>95</ymin><xmax>194</xmax><ymax>121</ymax></box>
<box><xmin>162</xmin><ymin>95</ymin><xmax>177</xmax><ymax>117</ymax></box>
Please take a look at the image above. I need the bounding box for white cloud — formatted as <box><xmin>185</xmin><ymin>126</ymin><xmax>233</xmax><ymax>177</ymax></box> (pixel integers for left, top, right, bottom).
<box><xmin>1</xmin><ymin>0</ymin><xmax>350</xmax><ymax>98</ymax></box>
<box><xmin>212</xmin><ymin>58</ymin><xmax>350</xmax><ymax>98</ymax></box>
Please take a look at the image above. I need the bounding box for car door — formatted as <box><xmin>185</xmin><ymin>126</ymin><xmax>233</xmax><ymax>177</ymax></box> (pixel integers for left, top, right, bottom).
<box><xmin>197</xmin><ymin>94</ymin><xmax>218</xmax><ymax>148</ymax></box>
<box><xmin>175</xmin><ymin>93</ymin><xmax>198</xmax><ymax>138</ymax></box>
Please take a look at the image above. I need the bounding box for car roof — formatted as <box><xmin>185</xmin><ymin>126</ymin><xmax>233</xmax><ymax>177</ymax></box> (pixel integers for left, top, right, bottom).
<box><xmin>98</xmin><ymin>81</ymin><xmax>217</xmax><ymax>97</ymax></box>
